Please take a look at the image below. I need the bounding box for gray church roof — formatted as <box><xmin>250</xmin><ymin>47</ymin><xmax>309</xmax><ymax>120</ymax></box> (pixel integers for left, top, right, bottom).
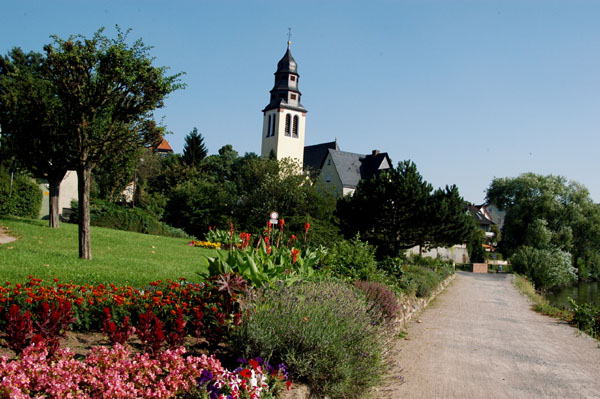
<box><xmin>329</xmin><ymin>149</ymin><xmax>364</xmax><ymax>188</ymax></box>
<box><xmin>277</xmin><ymin>47</ymin><xmax>297</xmax><ymax>74</ymax></box>
<box><xmin>303</xmin><ymin>141</ymin><xmax>339</xmax><ymax>173</ymax></box>
<box><xmin>329</xmin><ymin>149</ymin><xmax>392</xmax><ymax>188</ymax></box>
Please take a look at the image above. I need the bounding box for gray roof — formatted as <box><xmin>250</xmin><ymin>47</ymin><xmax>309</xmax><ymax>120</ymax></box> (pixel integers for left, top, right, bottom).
<box><xmin>303</xmin><ymin>141</ymin><xmax>339</xmax><ymax>173</ymax></box>
<box><xmin>329</xmin><ymin>149</ymin><xmax>393</xmax><ymax>188</ymax></box>
<box><xmin>329</xmin><ymin>150</ymin><xmax>364</xmax><ymax>188</ymax></box>
<box><xmin>263</xmin><ymin>45</ymin><xmax>306</xmax><ymax>113</ymax></box>
<box><xmin>277</xmin><ymin>47</ymin><xmax>297</xmax><ymax>74</ymax></box>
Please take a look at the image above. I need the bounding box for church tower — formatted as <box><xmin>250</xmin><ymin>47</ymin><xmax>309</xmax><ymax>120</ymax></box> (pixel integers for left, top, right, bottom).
<box><xmin>261</xmin><ymin>40</ymin><xmax>307</xmax><ymax>166</ymax></box>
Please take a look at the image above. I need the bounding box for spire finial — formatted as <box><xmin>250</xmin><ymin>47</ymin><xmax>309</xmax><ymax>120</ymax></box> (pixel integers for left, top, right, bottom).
<box><xmin>287</xmin><ymin>27</ymin><xmax>292</xmax><ymax>48</ymax></box>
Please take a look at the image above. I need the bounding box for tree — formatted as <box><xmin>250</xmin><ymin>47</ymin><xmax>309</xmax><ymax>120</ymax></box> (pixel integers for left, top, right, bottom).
<box><xmin>182</xmin><ymin>127</ymin><xmax>207</xmax><ymax>167</ymax></box>
<box><xmin>337</xmin><ymin>160</ymin><xmax>470</xmax><ymax>258</ymax></box>
<box><xmin>429</xmin><ymin>184</ymin><xmax>473</xmax><ymax>249</ymax></box>
<box><xmin>40</xmin><ymin>27</ymin><xmax>183</xmax><ymax>259</ymax></box>
<box><xmin>0</xmin><ymin>48</ymin><xmax>76</xmax><ymax>228</ymax></box>
<box><xmin>486</xmin><ymin>173</ymin><xmax>599</xmax><ymax>280</ymax></box>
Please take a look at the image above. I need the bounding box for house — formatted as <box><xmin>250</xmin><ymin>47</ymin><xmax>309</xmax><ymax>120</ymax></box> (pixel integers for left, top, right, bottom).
<box><xmin>314</xmin><ymin>148</ymin><xmax>392</xmax><ymax>197</ymax></box>
<box><xmin>38</xmin><ymin>171</ymin><xmax>78</xmax><ymax>220</ymax></box>
<box><xmin>154</xmin><ymin>136</ymin><xmax>174</xmax><ymax>157</ymax></box>
<box><xmin>466</xmin><ymin>203</ymin><xmax>495</xmax><ymax>237</ymax></box>
<box><xmin>260</xmin><ymin>42</ymin><xmax>391</xmax><ymax>195</ymax></box>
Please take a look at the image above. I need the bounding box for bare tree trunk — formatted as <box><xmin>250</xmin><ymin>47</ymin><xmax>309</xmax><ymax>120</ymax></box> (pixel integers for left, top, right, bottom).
<box><xmin>48</xmin><ymin>180</ymin><xmax>61</xmax><ymax>228</ymax></box>
<box><xmin>47</xmin><ymin>172</ymin><xmax>66</xmax><ymax>229</ymax></box>
<box><xmin>77</xmin><ymin>164</ymin><xmax>92</xmax><ymax>260</ymax></box>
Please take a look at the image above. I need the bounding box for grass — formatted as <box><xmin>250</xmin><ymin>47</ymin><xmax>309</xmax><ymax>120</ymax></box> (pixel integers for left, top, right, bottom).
<box><xmin>513</xmin><ymin>273</ymin><xmax>572</xmax><ymax>322</ymax></box>
<box><xmin>0</xmin><ymin>216</ymin><xmax>216</xmax><ymax>287</ymax></box>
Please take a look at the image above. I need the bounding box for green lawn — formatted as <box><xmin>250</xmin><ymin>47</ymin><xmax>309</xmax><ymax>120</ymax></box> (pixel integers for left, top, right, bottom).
<box><xmin>0</xmin><ymin>216</ymin><xmax>215</xmax><ymax>287</ymax></box>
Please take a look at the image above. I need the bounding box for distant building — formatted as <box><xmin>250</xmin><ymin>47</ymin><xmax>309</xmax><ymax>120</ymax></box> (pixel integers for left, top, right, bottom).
<box><xmin>154</xmin><ymin>136</ymin><xmax>174</xmax><ymax>157</ymax></box>
<box><xmin>260</xmin><ymin>43</ymin><xmax>391</xmax><ymax>195</ymax></box>
<box><xmin>38</xmin><ymin>171</ymin><xmax>78</xmax><ymax>220</ymax></box>
<box><xmin>314</xmin><ymin>148</ymin><xmax>392</xmax><ymax>197</ymax></box>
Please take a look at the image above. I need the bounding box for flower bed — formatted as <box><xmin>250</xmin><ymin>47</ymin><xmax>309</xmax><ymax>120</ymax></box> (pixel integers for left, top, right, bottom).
<box><xmin>0</xmin><ymin>275</ymin><xmax>246</xmax><ymax>353</ymax></box>
<box><xmin>0</xmin><ymin>341</ymin><xmax>290</xmax><ymax>399</ymax></box>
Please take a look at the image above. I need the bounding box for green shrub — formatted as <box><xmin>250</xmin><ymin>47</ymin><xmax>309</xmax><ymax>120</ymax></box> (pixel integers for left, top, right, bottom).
<box><xmin>69</xmin><ymin>199</ymin><xmax>191</xmax><ymax>239</ymax></box>
<box><xmin>321</xmin><ymin>235</ymin><xmax>377</xmax><ymax>280</ymax></box>
<box><xmin>400</xmin><ymin>265</ymin><xmax>441</xmax><ymax>298</ymax></box>
<box><xmin>231</xmin><ymin>280</ymin><xmax>385</xmax><ymax>399</ymax></box>
<box><xmin>510</xmin><ymin>246</ymin><xmax>577</xmax><ymax>290</ymax></box>
<box><xmin>0</xmin><ymin>173</ymin><xmax>42</xmax><ymax>218</ymax></box>
<box><xmin>569</xmin><ymin>299</ymin><xmax>600</xmax><ymax>338</ymax></box>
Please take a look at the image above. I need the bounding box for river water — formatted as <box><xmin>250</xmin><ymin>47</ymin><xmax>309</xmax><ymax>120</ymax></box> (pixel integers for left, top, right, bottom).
<box><xmin>544</xmin><ymin>281</ymin><xmax>600</xmax><ymax>309</ymax></box>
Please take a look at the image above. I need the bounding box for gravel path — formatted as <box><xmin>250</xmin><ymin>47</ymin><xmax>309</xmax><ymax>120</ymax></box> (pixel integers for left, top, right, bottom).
<box><xmin>379</xmin><ymin>271</ymin><xmax>600</xmax><ymax>399</ymax></box>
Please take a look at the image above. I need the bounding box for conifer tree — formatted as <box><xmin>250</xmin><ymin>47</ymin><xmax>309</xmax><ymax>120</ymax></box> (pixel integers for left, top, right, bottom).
<box><xmin>182</xmin><ymin>127</ymin><xmax>208</xmax><ymax>167</ymax></box>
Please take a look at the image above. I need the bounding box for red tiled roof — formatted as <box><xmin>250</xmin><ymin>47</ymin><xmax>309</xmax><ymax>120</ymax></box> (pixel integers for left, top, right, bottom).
<box><xmin>156</xmin><ymin>137</ymin><xmax>173</xmax><ymax>152</ymax></box>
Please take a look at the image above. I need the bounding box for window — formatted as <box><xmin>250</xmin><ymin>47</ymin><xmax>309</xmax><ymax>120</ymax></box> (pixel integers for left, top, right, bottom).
<box><xmin>271</xmin><ymin>114</ymin><xmax>276</xmax><ymax>136</ymax></box>
<box><xmin>326</xmin><ymin>173</ymin><xmax>331</xmax><ymax>182</ymax></box>
<box><xmin>290</xmin><ymin>94</ymin><xmax>297</xmax><ymax>100</ymax></box>
<box><xmin>293</xmin><ymin>115</ymin><xmax>299</xmax><ymax>137</ymax></box>
<box><xmin>285</xmin><ymin>114</ymin><xmax>291</xmax><ymax>136</ymax></box>
<box><xmin>266</xmin><ymin>115</ymin><xmax>272</xmax><ymax>137</ymax></box>
<box><xmin>327</xmin><ymin>159</ymin><xmax>331</xmax><ymax>165</ymax></box>
<box><xmin>290</xmin><ymin>75</ymin><xmax>296</xmax><ymax>81</ymax></box>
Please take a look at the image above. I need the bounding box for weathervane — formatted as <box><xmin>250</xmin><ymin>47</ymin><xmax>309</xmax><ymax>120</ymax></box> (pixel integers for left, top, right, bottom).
<box><xmin>287</xmin><ymin>27</ymin><xmax>292</xmax><ymax>47</ymax></box>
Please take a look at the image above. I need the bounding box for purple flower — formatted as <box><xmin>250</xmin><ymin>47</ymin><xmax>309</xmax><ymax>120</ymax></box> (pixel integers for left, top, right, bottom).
<box><xmin>197</xmin><ymin>369</ymin><xmax>214</xmax><ymax>386</ymax></box>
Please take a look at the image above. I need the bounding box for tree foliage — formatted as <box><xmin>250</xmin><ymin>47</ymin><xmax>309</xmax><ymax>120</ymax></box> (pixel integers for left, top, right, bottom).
<box><xmin>181</xmin><ymin>127</ymin><xmax>207</xmax><ymax>167</ymax></box>
<box><xmin>33</xmin><ymin>27</ymin><xmax>184</xmax><ymax>259</ymax></box>
<box><xmin>0</xmin><ymin>48</ymin><xmax>75</xmax><ymax>227</ymax></box>
<box><xmin>337</xmin><ymin>160</ymin><xmax>473</xmax><ymax>258</ymax></box>
<box><xmin>486</xmin><ymin>173</ymin><xmax>600</xmax><ymax>281</ymax></box>
<box><xmin>156</xmin><ymin>147</ymin><xmax>338</xmax><ymax>243</ymax></box>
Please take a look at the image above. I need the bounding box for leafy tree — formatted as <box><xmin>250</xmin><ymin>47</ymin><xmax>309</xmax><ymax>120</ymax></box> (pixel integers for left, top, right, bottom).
<box><xmin>182</xmin><ymin>127</ymin><xmax>207</xmax><ymax>167</ymax></box>
<box><xmin>164</xmin><ymin>177</ymin><xmax>235</xmax><ymax>238</ymax></box>
<box><xmin>486</xmin><ymin>173</ymin><xmax>599</xmax><ymax>280</ymax></box>
<box><xmin>38</xmin><ymin>27</ymin><xmax>183</xmax><ymax>259</ymax></box>
<box><xmin>0</xmin><ymin>48</ymin><xmax>75</xmax><ymax>227</ymax></box>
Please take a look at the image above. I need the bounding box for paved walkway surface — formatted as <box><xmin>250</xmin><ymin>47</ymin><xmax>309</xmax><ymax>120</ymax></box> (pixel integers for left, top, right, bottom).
<box><xmin>0</xmin><ymin>226</ymin><xmax>16</xmax><ymax>244</ymax></box>
<box><xmin>379</xmin><ymin>272</ymin><xmax>600</xmax><ymax>399</ymax></box>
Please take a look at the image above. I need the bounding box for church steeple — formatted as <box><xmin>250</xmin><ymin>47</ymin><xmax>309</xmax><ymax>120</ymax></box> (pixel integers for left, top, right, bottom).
<box><xmin>261</xmin><ymin>40</ymin><xmax>307</xmax><ymax>166</ymax></box>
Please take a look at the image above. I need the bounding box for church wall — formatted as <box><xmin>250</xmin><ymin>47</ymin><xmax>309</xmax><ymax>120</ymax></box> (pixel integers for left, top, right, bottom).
<box><xmin>272</xmin><ymin>109</ymin><xmax>305</xmax><ymax>165</ymax></box>
<box><xmin>261</xmin><ymin>109</ymin><xmax>279</xmax><ymax>157</ymax></box>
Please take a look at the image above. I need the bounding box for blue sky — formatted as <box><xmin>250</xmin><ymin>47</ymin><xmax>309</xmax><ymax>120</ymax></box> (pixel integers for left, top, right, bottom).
<box><xmin>1</xmin><ymin>1</ymin><xmax>599</xmax><ymax>204</ymax></box>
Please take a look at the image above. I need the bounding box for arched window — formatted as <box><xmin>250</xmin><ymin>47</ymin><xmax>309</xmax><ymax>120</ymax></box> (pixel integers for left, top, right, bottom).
<box><xmin>285</xmin><ymin>114</ymin><xmax>291</xmax><ymax>136</ymax></box>
<box><xmin>293</xmin><ymin>115</ymin><xmax>299</xmax><ymax>138</ymax></box>
<box><xmin>271</xmin><ymin>114</ymin><xmax>276</xmax><ymax>136</ymax></box>
<box><xmin>266</xmin><ymin>115</ymin><xmax>272</xmax><ymax>137</ymax></box>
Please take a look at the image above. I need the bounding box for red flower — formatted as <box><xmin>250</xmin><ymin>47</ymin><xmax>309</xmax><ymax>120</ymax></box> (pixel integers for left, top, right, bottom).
<box><xmin>286</xmin><ymin>380</ymin><xmax>293</xmax><ymax>390</ymax></box>
<box><xmin>291</xmin><ymin>248</ymin><xmax>300</xmax><ymax>264</ymax></box>
<box><xmin>249</xmin><ymin>358</ymin><xmax>259</xmax><ymax>370</ymax></box>
<box><xmin>240</xmin><ymin>369</ymin><xmax>252</xmax><ymax>378</ymax></box>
